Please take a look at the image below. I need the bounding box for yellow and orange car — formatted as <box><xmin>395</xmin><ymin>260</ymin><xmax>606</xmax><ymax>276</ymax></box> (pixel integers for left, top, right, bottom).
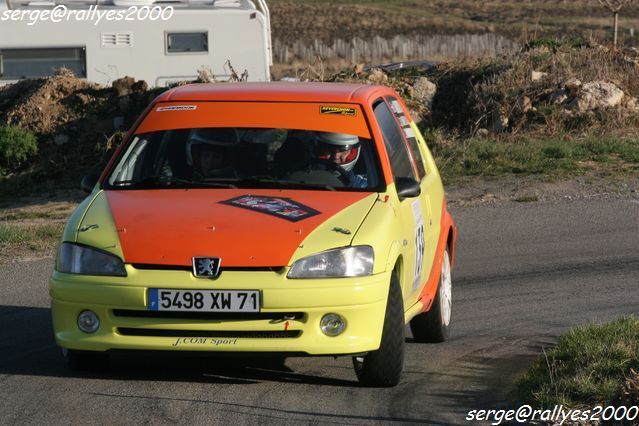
<box><xmin>51</xmin><ymin>82</ymin><xmax>456</xmax><ymax>386</ymax></box>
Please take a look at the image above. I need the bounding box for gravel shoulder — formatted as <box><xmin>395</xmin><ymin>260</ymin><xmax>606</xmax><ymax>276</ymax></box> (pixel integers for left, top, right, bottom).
<box><xmin>446</xmin><ymin>172</ymin><xmax>639</xmax><ymax>207</ymax></box>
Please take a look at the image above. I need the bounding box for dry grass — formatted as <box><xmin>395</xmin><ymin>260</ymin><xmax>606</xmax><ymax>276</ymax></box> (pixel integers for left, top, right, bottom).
<box><xmin>0</xmin><ymin>200</ymin><xmax>76</xmax><ymax>262</ymax></box>
<box><xmin>269</xmin><ymin>0</ymin><xmax>639</xmax><ymax>75</ymax></box>
<box><xmin>419</xmin><ymin>41</ymin><xmax>639</xmax><ymax>135</ymax></box>
<box><xmin>0</xmin><ymin>222</ymin><xmax>63</xmax><ymax>262</ymax></box>
<box><xmin>270</xmin><ymin>0</ymin><xmax>639</xmax><ymax>47</ymax></box>
<box><xmin>619</xmin><ymin>369</ymin><xmax>639</xmax><ymax>406</ymax></box>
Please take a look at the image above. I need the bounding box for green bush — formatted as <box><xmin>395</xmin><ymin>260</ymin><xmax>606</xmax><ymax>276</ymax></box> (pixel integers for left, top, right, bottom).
<box><xmin>526</xmin><ymin>38</ymin><xmax>563</xmax><ymax>50</ymax></box>
<box><xmin>0</xmin><ymin>126</ymin><xmax>38</xmax><ymax>173</ymax></box>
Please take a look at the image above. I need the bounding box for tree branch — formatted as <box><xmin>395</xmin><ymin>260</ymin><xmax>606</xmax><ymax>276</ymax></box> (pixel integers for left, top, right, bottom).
<box><xmin>597</xmin><ymin>0</ymin><xmax>634</xmax><ymax>13</ymax></box>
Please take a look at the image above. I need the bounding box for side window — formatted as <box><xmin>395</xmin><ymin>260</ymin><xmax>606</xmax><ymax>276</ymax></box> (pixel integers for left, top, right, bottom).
<box><xmin>386</xmin><ymin>96</ymin><xmax>427</xmax><ymax>179</ymax></box>
<box><xmin>373</xmin><ymin>100</ymin><xmax>416</xmax><ymax>181</ymax></box>
<box><xmin>166</xmin><ymin>32</ymin><xmax>208</xmax><ymax>54</ymax></box>
<box><xmin>0</xmin><ymin>47</ymin><xmax>86</xmax><ymax>80</ymax></box>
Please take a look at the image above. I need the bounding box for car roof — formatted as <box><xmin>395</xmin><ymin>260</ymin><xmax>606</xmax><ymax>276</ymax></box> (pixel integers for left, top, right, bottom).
<box><xmin>156</xmin><ymin>82</ymin><xmax>395</xmax><ymax>104</ymax></box>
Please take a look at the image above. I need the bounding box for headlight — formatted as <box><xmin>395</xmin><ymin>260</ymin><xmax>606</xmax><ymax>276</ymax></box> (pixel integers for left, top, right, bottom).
<box><xmin>56</xmin><ymin>243</ymin><xmax>127</xmax><ymax>276</ymax></box>
<box><xmin>287</xmin><ymin>246</ymin><xmax>374</xmax><ymax>279</ymax></box>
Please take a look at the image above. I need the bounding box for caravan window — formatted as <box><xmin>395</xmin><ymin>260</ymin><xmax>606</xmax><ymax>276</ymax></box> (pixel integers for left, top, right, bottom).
<box><xmin>166</xmin><ymin>32</ymin><xmax>208</xmax><ymax>54</ymax></box>
<box><xmin>0</xmin><ymin>48</ymin><xmax>86</xmax><ymax>80</ymax></box>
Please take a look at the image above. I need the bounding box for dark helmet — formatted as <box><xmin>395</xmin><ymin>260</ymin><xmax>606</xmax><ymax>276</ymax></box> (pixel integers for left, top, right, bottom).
<box><xmin>185</xmin><ymin>128</ymin><xmax>239</xmax><ymax>177</ymax></box>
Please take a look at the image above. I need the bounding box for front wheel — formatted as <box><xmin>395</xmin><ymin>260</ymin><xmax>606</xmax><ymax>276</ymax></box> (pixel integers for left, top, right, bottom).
<box><xmin>410</xmin><ymin>247</ymin><xmax>452</xmax><ymax>343</ymax></box>
<box><xmin>353</xmin><ymin>271</ymin><xmax>404</xmax><ymax>387</ymax></box>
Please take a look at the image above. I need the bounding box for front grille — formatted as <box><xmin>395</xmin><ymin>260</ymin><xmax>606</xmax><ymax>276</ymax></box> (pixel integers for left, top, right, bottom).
<box><xmin>130</xmin><ymin>264</ymin><xmax>284</xmax><ymax>273</ymax></box>
<box><xmin>117</xmin><ymin>328</ymin><xmax>301</xmax><ymax>339</ymax></box>
<box><xmin>112</xmin><ymin>310</ymin><xmax>304</xmax><ymax>321</ymax></box>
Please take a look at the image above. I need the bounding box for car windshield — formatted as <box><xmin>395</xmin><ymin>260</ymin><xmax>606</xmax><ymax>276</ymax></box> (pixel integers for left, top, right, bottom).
<box><xmin>105</xmin><ymin>128</ymin><xmax>383</xmax><ymax>191</ymax></box>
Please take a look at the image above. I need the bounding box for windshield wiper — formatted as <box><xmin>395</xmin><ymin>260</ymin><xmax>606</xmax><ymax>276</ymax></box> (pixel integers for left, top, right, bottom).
<box><xmin>232</xmin><ymin>177</ymin><xmax>337</xmax><ymax>191</ymax></box>
<box><xmin>113</xmin><ymin>175</ymin><xmax>338</xmax><ymax>191</ymax></box>
<box><xmin>112</xmin><ymin>176</ymin><xmax>237</xmax><ymax>188</ymax></box>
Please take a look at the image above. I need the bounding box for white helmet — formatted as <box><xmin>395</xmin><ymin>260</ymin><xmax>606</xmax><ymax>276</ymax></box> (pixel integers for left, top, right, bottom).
<box><xmin>314</xmin><ymin>132</ymin><xmax>361</xmax><ymax>172</ymax></box>
<box><xmin>185</xmin><ymin>128</ymin><xmax>239</xmax><ymax>178</ymax></box>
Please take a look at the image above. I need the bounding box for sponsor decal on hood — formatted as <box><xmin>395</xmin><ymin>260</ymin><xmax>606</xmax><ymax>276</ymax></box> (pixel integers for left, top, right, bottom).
<box><xmin>220</xmin><ymin>195</ymin><xmax>320</xmax><ymax>222</ymax></box>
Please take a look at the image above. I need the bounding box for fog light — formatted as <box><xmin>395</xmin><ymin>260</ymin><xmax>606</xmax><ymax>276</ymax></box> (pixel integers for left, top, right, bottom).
<box><xmin>320</xmin><ymin>313</ymin><xmax>345</xmax><ymax>337</ymax></box>
<box><xmin>77</xmin><ymin>310</ymin><xmax>100</xmax><ymax>333</ymax></box>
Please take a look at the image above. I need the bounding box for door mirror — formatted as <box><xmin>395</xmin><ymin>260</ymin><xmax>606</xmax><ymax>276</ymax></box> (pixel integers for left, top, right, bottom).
<box><xmin>395</xmin><ymin>177</ymin><xmax>421</xmax><ymax>200</ymax></box>
<box><xmin>81</xmin><ymin>174</ymin><xmax>99</xmax><ymax>194</ymax></box>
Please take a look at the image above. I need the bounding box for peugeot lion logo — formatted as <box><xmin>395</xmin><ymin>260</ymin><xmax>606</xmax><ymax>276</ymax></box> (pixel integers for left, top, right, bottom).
<box><xmin>192</xmin><ymin>257</ymin><xmax>221</xmax><ymax>278</ymax></box>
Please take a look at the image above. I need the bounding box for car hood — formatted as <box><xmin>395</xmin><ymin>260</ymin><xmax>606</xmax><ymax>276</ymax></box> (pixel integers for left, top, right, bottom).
<box><xmin>101</xmin><ymin>189</ymin><xmax>377</xmax><ymax>267</ymax></box>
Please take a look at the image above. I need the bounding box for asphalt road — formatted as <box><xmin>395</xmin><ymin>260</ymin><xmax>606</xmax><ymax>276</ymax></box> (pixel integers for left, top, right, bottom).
<box><xmin>1</xmin><ymin>197</ymin><xmax>638</xmax><ymax>425</ymax></box>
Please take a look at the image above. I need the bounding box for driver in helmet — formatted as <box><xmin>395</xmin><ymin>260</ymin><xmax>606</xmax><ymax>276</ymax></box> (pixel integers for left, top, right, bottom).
<box><xmin>185</xmin><ymin>128</ymin><xmax>239</xmax><ymax>179</ymax></box>
<box><xmin>314</xmin><ymin>132</ymin><xmax>368</xmax><ymax>188</ymax></box>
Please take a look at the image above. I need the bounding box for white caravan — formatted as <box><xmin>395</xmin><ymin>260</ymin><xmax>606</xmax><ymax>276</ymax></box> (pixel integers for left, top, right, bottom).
<box><xmin>0</xmin><ymin>0</ymin><xmax>272</xmax><ymax>86</ymax></box>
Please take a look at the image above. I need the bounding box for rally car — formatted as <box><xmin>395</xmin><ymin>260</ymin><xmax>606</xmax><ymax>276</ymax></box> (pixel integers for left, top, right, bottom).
<box><xmin>50</xmin><ymin>82</ymin><xmax>456</xmax><ymax>387</ymax></box>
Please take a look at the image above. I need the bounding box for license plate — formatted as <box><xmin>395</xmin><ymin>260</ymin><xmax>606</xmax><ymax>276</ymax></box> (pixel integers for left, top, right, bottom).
<box><xmin>148</xmin><ymin>289</ymin><xmax>260</xmax><ymax>312</ymax></box>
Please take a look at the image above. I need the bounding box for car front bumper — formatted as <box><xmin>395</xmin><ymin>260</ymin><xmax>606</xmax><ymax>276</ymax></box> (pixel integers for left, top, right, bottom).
<box><xmin>50</xmin><ymin>266</ymin><xmax>390</xmax><ymax>355</ymax></box>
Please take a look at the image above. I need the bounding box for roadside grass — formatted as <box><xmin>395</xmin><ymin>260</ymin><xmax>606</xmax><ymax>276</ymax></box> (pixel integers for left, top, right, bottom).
<box><xmin>517</xmin><ymin>317</ymin><xmax>639</xmax><ymax>408</ymax></box>
<box><xmin>0</xmin><ymin>210</ymin><xmax>68</xmax><ymax>221</ymax></box>
<box><xmin>0</xmin><ymin>222</ymin><xmax>63</xmax><ymax>256</ymax></box>
<box><xmin>0</xmin><ymin>168</ymin><xmax>87</xmax><ymax>199</ymax></box>
<box><xmin>427</xmin><ymin>132</ymin><xmax>639</xmax><ymax>182</ymax></box>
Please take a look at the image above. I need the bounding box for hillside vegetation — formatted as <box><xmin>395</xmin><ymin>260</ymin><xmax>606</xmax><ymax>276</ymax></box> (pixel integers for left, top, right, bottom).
<box><xmin>270</xmin><ymin>0</ymin><xmax>639</xmax><ymax>45</ymax></box>
<box><xmin>328</xmin><ymin>40</ymin><xmax>639</xmax><ymax>179</ymax></box>
<box><xmin>269</xmin><ymin>0</ymin><xmax>639</xmax><ymax>71</ymax></box>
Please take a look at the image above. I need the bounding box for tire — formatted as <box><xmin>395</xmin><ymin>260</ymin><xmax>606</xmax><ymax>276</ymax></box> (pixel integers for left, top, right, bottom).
<box><xmin>63</xmin><ymin>348</ymin><xmax>109</xmax><ymax>371</ymax></box>
<box><xmin>352</xmin><ymin>270</ymin><xmax>404</xmax><ymax>387</ymax></box>
<box><xmin>410</xmin><ymin>247</ymin><xmax>452</xmax><ymax>343</ymax></box>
